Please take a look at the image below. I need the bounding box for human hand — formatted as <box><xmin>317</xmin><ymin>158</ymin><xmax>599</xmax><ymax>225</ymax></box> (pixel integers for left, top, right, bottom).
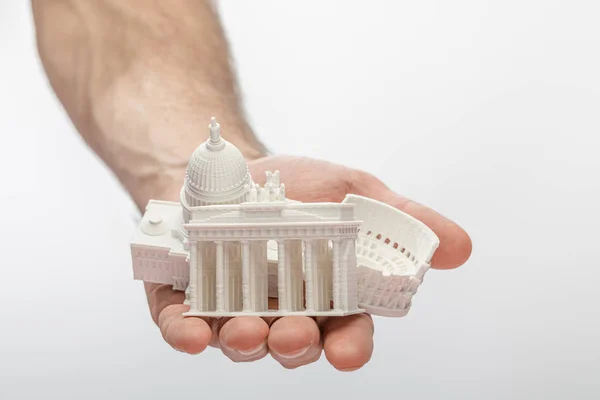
<box><xmin>32</xmin><ymin>0</ymin><xmax>470</xmax><ymax>370</ymax></box>
<box><xmin>144</xmin><ymin>155</ymin><xmax>472</xmax><ymax>370</ymax></box>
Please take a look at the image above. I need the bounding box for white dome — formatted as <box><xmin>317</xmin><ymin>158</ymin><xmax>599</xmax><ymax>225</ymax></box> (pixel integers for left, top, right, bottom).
<box><xmin>183</xmin><ymin>118</ymin><xmax>252</xmax><ymax>206</ymax></box>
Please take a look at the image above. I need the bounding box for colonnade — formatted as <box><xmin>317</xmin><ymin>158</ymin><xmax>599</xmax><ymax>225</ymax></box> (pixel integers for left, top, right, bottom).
<box><xmin>187</xmin><ymin>237</ymin><xmax>357</xmax><ymax>314</ymax></box>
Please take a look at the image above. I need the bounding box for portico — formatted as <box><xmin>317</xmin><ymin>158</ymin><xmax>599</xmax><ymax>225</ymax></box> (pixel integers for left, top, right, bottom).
<box><xmin>183</xmin><ymin>204</ymin><xmax>363</xmax><ymax>317</ymax></box>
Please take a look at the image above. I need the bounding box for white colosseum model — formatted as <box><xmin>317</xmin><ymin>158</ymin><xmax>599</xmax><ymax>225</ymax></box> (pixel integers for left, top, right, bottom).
<box><xmin>131</xmin><ymin>118</ymin><xmax>439</xmax><ymax>318</ymax></box>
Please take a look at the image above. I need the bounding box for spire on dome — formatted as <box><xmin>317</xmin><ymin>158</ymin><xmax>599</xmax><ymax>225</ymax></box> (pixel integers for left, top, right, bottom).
<box><xmin>207</xmin><ymin>117</ymin><xmax>225</xmax><ymax>151</ymax></box>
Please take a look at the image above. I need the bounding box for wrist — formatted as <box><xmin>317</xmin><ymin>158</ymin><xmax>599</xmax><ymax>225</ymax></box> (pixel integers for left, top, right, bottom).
<box><xmin>118</xmin><ymin>119</ymin><xmax>266</xmax><ymax>211</ymax></box>
<box><xmin>91</xmin><ymin>85</ymin><xmax>266</xmax><ymax>209</ymax></box>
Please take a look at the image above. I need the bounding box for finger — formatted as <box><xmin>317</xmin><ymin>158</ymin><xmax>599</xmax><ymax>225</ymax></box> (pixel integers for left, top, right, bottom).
<box><xmin>321</xmin><ymin>314</ymin><xmax>374</xmax><ymax>371</ymax></box>
<box><xmin>400</xmin><ymin>198</ymin><xmax>472</xmax><ymax>269</ymax></box>
<box><xmin>157</xmin><ymin>304</ymin><xmax>212</xmax><ymax>355</ymax></box>
<box><xmin>350</xmin><ymin>171</ymin><xmax>472</xmax><ymax>269</ymax></box>
<box><xmin>145</xmin><ymin>282</ymin><xmax>185</xmax><ymax>324</ymax></box>
<box><xmin>145</xmin><ymin>283</ymin><xmax>213</xmax><ymax>354</ymax></box>
<box><xmin>219</xmin><ymin>317</ymin><xmax>270</xmax><ymax>362</ymax></box>
<box><xmin>268</xmin><ymin>316</ymin><xmax>322</xmax><ymax>369</ymax></box>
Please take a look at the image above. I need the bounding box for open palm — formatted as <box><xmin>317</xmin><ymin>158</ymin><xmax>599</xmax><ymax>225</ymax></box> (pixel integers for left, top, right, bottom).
<box><xmin>144</xmin><ymin>155</ymin><xmax>472</xmax><ymax>370</ymax></box>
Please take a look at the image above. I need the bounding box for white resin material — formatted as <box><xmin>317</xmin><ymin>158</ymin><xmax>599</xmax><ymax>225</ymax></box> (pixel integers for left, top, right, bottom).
<box><xmin>343</xmin><ymin>195</ymin><xmax>440</xmax><ymax>317</ymax></box>
<box><xmin>130</xmin><ymin>117</ymin><xmax>439</xmax><ymax>318</ymax></box>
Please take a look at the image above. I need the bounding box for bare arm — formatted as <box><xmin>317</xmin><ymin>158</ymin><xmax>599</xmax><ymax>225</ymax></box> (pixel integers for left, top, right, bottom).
<box><xmin>31</xmin><ymin>0</ymin><xmax>267</xmax><ymax>209</ymax></box>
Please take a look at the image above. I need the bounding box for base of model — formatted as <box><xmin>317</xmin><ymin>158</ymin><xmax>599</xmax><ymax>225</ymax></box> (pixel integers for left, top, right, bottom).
<box><xmin>359</xmin><ymin>305</ymin><xmax>409</xmax><ymax>318</ymax></box>
<box><xmin>182</xmin><ymin>309</ymin><xmax>365</xmax><ymax>318</ymax></box>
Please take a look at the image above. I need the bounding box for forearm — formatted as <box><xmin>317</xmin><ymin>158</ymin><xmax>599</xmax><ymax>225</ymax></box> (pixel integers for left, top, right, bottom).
<box><xmin>32</xmin><ymin>0</ymin><xmax>266</xmax><ymax>209</ymax></box>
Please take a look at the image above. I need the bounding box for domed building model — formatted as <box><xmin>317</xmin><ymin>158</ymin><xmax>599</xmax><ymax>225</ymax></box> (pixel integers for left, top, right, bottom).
<box><xmin>181</xmin><ymin>118</ymin><xmax>253</xmax><ymax>222</ymax></box>
<box><xmin>131</xmin><ymin>118</ymin><xmax>440</xmax><ymax>317</ymax></box>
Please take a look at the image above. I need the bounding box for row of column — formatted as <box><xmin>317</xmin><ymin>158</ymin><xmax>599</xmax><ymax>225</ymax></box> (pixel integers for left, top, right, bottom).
<box><xmin>188</xmin><ymin>238</ymin><xmax>356</xmax><ymax>313</ymax></box>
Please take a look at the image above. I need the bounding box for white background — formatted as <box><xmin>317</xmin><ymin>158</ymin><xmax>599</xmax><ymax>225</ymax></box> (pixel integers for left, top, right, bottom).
<box><xmin>1</xmin><ymin>1</ymin><xmax>599</xmax><ymax>399</ymax></box>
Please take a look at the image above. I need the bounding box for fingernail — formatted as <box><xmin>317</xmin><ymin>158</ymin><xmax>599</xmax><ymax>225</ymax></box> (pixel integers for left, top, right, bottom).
<box><xmin>236</xmin><ymin>341</ymin><xmax>267</xmax><ymax>357</ymax></box>
<box><xmin>276</xmin><ymin>345</ymin><xmax>311</xmax><ymax>360</ymax></box>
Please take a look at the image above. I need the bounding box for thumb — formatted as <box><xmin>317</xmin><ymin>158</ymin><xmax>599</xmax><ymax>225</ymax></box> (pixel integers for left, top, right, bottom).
<box><xmin>347</xmin><ymin>171</ymin><xmax>472</xmax><ymax>270</ymax></box>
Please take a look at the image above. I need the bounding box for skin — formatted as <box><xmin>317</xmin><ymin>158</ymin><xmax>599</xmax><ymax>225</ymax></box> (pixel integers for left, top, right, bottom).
<box><xmin>31</xmin><ymin>0</ymin><xmax>472</xmax><ymax>370</ymax></box>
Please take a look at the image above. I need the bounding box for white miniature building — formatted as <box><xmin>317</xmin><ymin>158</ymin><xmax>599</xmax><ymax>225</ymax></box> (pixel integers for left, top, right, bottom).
<box><xmin>131</xmin><ymin>118</ymin><xmax>440</xmax><ymax>318</ymax></box>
